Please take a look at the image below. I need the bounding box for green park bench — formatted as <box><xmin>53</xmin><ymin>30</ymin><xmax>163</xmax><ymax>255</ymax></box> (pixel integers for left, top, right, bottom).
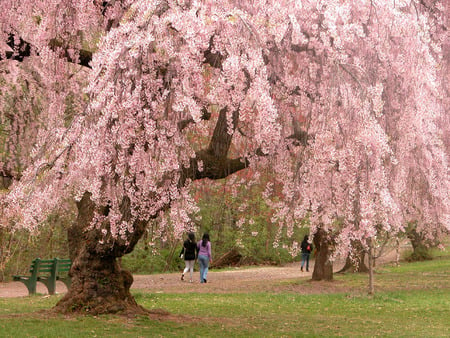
<box><xmin>13</xmin><ymin>258</ymin><xmax>72</xmax><ymax>295</ymax></box>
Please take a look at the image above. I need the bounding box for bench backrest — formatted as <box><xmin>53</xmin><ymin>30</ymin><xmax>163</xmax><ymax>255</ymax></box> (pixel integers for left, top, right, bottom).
<box><xmin>54</xmin><ymin>258</ymin><xmax>71</xmax><ymax>273</ymax></box>
<box><xmin>29</xmin><ymin>259</ymin><xmax>54</xmax><ymax>276</ymax></box>
<box><xmin>30</xmin><ymin>258</ymin><xmax>71</xmax><ymax>277</ymax></box>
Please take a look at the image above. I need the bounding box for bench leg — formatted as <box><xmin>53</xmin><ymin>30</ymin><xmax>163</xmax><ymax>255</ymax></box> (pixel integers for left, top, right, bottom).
<box><xmin>28</xmin><ymin>283</ymin><xmax>37</xmax><ymax>295</ymax></box>
<box><xmin>40</xmin><ymin>279</ymin><xmax>56</xmax><ymax>295</ymax></box>
<box><xmin>21</xmin><ymin>280</ymin><xmax>37</xmax><ymax>295</ymax></box>
<box><xmin>47</xmin><ymin>280</ymin><xmax>56</xmax><ymax>295</ymax></box>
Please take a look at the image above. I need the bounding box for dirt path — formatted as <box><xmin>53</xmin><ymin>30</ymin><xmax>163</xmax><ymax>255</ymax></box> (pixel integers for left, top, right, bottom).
<box><xmin>0</xmin><ymin>243</ymin><xmax>407</xmax><ymax>298</ymax></box>
<box><xmin>132</xmin><ymin>262</ymin><xmax>313</xmax><ymax>294</ymax></box>
<box><xmin>0</xmin><ymin>262</ymin><xmax>312</xmax><ymax>298</ymax></box>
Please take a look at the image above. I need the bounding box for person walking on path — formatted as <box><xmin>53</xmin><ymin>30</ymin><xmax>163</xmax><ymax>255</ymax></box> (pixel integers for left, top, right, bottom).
<box><xmin>197</xmin><ymin>233</ymin><xmax>212</xmax><ymax>283</ymax></box>
<box><xmin>300</xmin><ymin>235</ymin><xmax>313</xmax><ymax>272</ymax></box>
<box><xmin>180</xmin><ymin>232</ymin><xmax>198</xmax><ymax>283</ymax></box>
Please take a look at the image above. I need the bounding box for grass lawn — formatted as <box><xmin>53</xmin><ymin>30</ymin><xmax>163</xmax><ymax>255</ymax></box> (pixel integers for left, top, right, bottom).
<box><xmin>0</xmin><ymin>257</ymin><xmax>448</xmax><ymax>337</ymax></box>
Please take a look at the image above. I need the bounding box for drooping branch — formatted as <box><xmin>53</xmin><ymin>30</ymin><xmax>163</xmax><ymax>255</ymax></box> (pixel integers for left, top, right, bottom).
<box><xmin>2</xmin><ymin>27</ymin><xmax>227</xmax><ymax>73</ymax></box>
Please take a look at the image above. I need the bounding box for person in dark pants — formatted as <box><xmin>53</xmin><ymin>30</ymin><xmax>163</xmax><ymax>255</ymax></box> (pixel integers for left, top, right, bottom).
<box><xmin>300</xmin><ymin>235</ymin><xmax>313</xmax><ymax>272</ymax></box>
<box><xmin>197</xmin><ymin>233</ymin><xmax>212</xmax><ymax>283</ymax></box>
<box><xmin>180</xmin><ymin>232</ymin><xmax>198</xmax><ymax>283</ymax></box>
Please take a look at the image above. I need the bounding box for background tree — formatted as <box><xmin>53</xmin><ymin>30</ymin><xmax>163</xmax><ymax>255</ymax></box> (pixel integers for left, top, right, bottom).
<box><xmin>0</xmin><ymin>0</ymin><xmax>448</xmax><ymax>314</ymax></box>
<box><xmin>0</xmin><ymin>59</ymin><xmax>77</xmax><ymax>280</ymax></box>
<box><xmin>260</xmin><ymin>0</ymin><xmax>449</xmax><ymax>280</ymax></box>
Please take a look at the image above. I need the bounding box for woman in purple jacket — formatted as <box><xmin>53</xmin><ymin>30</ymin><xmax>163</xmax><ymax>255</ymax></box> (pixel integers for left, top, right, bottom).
<box><xmin>197</xmin><ymin>233</ymin><xmax>212</xmax><ymax>283</ymax></box>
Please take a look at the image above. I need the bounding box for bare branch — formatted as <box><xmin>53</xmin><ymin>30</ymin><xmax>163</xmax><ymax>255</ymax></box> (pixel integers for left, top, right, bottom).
<box><xmin>49</xmin><ymin>39</ymin><xmax>92</xmax><ymax>68</ymax></box>
<box><xmin>203</xmin><ymin>36</ymin><xmax>225</xmax><ymax>69</ymax></box>
<box><xmin>1</xmin><ymin>33</ymin><xmax>92</xmax><ymax>68</ymax></box>
<box><xmin>0</xmin><ymin>172</ymin><xmax>14</xmax><ymax>189</ymax></box>
<box><xmin>177</xmin><ymin>107</ymin><xmax>212</xmax><ymax>131</ymax></box>
<box><xmin>2</xmin><ymin>34</ymin><xmax>31</xmax><ymax>62</ymax></box>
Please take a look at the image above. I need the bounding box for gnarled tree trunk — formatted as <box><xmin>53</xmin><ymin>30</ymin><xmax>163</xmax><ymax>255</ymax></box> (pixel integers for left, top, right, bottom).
<box><xmin>312</xmin><ymin>228</ymin><xmax>333</xmax><ymax>281</ymax></box>
<box><xmin>54</xmin><ymin>193</ymin><xmax>148</xmax><ymax>315</ymax></box>
<box><xmin>54</xmin><ymin>106</ymin><xmax>250</xmax><ymax>314</ymax></box>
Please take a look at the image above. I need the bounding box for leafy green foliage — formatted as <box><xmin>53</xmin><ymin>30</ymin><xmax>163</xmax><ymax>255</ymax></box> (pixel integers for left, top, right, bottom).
<box><xmin>122</xmin><ymin>176</ymin><xmax>309</xmax><ymax>274</ymax></box>
<box><xmin>0</xmin><ymin>213</ymin><xmax>70</xmax><ymax>281</ymax></box>
<box><xmin>121</xmin><ymin>246</ymin><xmax>183</xmax><ymax>274</ymax></box>
<box><xmin>193</xmin><ymin>178</ymin><xmax>308</xmax><ymax>266</ymax></box>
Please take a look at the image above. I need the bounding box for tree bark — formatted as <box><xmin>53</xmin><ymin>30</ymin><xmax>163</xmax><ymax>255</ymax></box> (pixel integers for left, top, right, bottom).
<box><xmin>337</xmin><ymin>242</ymin><xmax>369</xmax><ymax>273</ymax></box>
<box><xmin>311</xmin><ymin>228</ymin><xmax>333</xmax><ymax>281</ymax></box>
<box><xmin>54</xmin><ymin>193</ymin><xmax>148</xmax><ymax>315</ymax></box>
<box><xmin>395</xmin><ymin>238</ymin><xmax>400</xmax><ymax>266</ymax></box>
<box><xmin>406</xmin><ymin>222</ymin><xmax>433</xmax><ymax>261</ymax></box>
<box><xmin>368</xmin><ymin>239</ymin><xmax>375</xmax><ymax>295</ymax></box>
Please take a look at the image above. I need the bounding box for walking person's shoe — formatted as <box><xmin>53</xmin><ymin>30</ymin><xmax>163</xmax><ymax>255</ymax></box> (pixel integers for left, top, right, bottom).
<box><xmin>181</xmin><ymin>274</ymin><xmax>185</xmax><ymax>281</ymax></box>
<box><xmin>301</xmin><ymin>267</ymin><xmax>303</xmax><ymax>272</ymax></box>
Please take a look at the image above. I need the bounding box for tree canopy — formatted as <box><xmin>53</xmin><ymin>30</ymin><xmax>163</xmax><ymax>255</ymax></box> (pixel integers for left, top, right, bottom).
<box><xmin>0</xmin><ymin>0</ymin><xmax>448</xmax><ymax>313</ymax></box>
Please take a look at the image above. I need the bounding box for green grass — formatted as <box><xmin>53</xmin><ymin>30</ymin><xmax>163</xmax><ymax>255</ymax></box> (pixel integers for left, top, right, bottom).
<box><xmin>329</xmin><ymin>256</ymin><xmax>450</xmax><ymax>293</ymax></box>
<box><xmin>0</xmin><ymin>258</ymin><xmax>449</xmax><ymax>337</ymax></box>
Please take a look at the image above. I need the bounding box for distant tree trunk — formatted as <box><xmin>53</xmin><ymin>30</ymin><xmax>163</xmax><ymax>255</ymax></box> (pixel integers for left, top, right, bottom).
<box><xmin>312</xmin><ymin>227</ymin><xmax>333</xmax><ymax>281</ymax></box>
<box><xmin>163</xmin><ymin>240</ymin><xmax>178</xmax><ymax>272</ymax></box>
<box><xmin>337</xmin><ymin>242</ymin><xmax>369</xmax><ymax>273</ymax></box>
<box><xmin>0</xmin><ymin>174</ymin><xmax>14</xmax><ymax>282</ymax></box>
<box><xmin>368</xmin><ymin>239</ymin><xmax>374</xmax><ymax>295</ymax></box>
<box><xmin>54</xmin><ymin>193</ymin><xmax>149</xmax><ymax>315</ymax></box>
<box><xmin>395</xmin><ymin>238</ymin><xmax>400</xmax><ymax>266</ymax></box>
<box><xmin>406</xmin><ymin>222</ymin><xmax>432</xmax><ymax>261</ymax></box>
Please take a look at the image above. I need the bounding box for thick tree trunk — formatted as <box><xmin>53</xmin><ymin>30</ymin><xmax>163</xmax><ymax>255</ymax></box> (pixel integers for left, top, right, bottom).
<box><xmin>312</xmin><ymin>228</ymin><xmax>333</xmax><ymax>281</ymax></box>
<box><xmin>54</xmin><ymin>193</ymin><xmax>148</xmax><ymax>315</ymax></box>
<box><xmin>337</xmin><ymin>242</ymin><xmax>369</xmax><ymax>273</ymax></box>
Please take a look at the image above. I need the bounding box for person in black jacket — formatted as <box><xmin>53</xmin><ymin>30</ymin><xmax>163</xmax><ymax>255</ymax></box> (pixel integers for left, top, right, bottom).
<box><xmin>180</xmin><ymin>232</ymin><xmax>198</xmax><ymax>282</ymax></box>
<box><xmin>300</xmin><ymin>235</ymin><xmax>313</xmax><ymax>272</ymax></box>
